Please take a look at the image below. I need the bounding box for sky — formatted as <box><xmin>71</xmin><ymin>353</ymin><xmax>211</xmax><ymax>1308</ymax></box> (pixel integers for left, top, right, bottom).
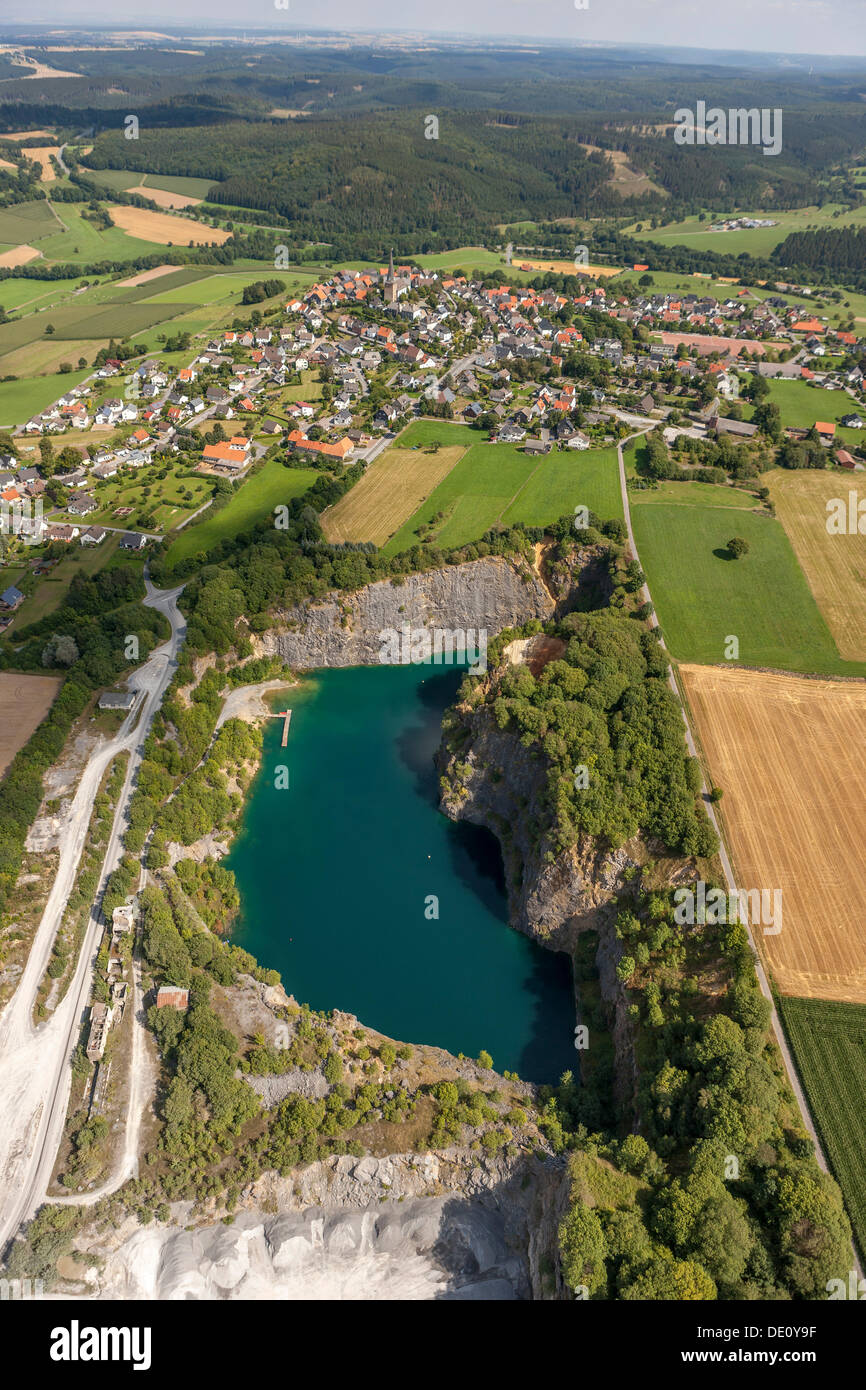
<box><xmin>3</xmin><ymin>0</ymin><xmax>866</xmax><ymax>59</ymax></box>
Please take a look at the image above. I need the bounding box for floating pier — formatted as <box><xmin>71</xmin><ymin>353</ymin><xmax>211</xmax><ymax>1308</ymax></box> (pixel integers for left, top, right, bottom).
<box><xmin>276</xmin><ymin>709</ymin><xmax>292</xmax><ymax>746</ymax></box>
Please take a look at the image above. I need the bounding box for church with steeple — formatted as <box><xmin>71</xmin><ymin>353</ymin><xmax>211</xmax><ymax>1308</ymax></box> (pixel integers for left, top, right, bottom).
<box><xmin>382</xmin><ymin>249</ymin><xmax>409</xmax><ymax>306</ymax></box>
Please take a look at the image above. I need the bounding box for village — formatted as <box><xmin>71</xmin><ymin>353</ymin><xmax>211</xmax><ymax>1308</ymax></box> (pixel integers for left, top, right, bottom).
<box><xmin>0</xmin><ymin>247</ymin><xmax>864</xmax><ymax>631</ymax></box>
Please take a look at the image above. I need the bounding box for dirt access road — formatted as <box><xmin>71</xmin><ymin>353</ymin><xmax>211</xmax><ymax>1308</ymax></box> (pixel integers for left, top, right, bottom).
<box><xmin>0</xmin><ymin>573</ymin><xmax>185</xmax><ymax>1253</ymax></box>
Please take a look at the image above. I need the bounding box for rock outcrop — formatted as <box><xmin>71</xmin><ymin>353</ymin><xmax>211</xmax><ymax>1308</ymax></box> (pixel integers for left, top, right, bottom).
<box><xmin>438</xmin><ymin>710</ymin><xmax>641</xmax><ymax>1117</ymax></box>
<box><xmin>80</xmin><ymin>1150</ymin><xmax>570</xmax><ymax>1301</ymax></box>
<box><xmin>259</xmin><ymin>556</ymin><xmax>554</xmax><ymax>668</ymax></box>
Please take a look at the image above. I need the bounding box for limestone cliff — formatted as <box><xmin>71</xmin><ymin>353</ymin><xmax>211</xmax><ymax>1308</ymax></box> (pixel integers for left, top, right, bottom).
<box><xmin>258</xmin><ymin>555</ymin><xmax>554</xmax><ymax>668</ymax></box>
<box><xmin>66</xmin><ymin>1149</ymin><xmax>571</xmax><ymax>1301</ymax></box>
<box><xmin>437</xmin><ymin>708</ymin><xmax>641</xmax><ymax>1119</ymax></box>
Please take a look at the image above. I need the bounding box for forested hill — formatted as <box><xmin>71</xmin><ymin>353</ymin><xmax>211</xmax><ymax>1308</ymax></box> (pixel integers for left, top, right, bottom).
<box><xmin>82</xmin><ymin>108</ymin><xmax>848</xmax><ymax>242</ymax></box>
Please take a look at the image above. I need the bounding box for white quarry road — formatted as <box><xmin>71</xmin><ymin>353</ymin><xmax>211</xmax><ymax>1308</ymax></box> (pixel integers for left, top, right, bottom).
<box><xmin>0</xmin><ymin>574</ymin><xmax>185</xmax><ymax>1253</ymax></box>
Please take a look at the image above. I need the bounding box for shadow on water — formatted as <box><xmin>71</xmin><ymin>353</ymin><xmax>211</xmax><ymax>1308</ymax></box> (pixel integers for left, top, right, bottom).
<box><xmin>436</xmin><ymin>742</ymin><xmax>577</xmax><ymax>1087</ymax></box>
<box><xmin>517</xmin><ymin>949</ymin><xmax>575</xmax><ymax>1083</ymax></box>
<box><xmin>445</xmin><ymin>820</ymin><xmax>507</xmax><ymax>919</ymax></box>
<box><xmin>395</xmin><ymin>666</ymin><xmax>464</xmax><ymax>801</ymax></box>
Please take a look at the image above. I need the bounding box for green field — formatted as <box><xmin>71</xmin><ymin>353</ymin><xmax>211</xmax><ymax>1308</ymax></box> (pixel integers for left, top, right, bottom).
<box><xmin>625</xmin><ymin>204</ymin><xmax>866</xmax><ymax>258</ymax></box>
<box><xmin>78</xmin><ymin>168</ymin><xmax>141</xmax><ymax>191</ymax></box>
<box><xmin>501</xmin><ymin>446</ymin><xmax>623</xmax><ymax>527</ymax></box>
<box><xmin>141</xmin><ymin>174</ymin><xmax>220</xmax><ymax>199</ymax></box>
<box><xmin>0</xmin><ymin>277</ymin><xmax>86</xmax><ymax>313</ymax></box>
<box><xmin>57</xmin><ymin>302</ymin><xmax>193</xmax><ymax>340</ymax></box>
<box><xmin>0</xmin><ymin>297</ymin><xmax>193</xmax><ymax>356</ymax></box>
<box><xmin>33</xmin><ymin>206</ymin><xmax>163</xmax><ymax>265</ymax></box>
<box><xmin>381</xmin><ymin>424</ymin><xmax>623</xmax><ymax>557</ymax></box>
<box><xmin>746</xmin><ymin>379</ymin><xmax>866</xmax><ymax>448</ymax></box>
<box><xmin>113</xmin><ymin>267</ymin><xmax>215</xmax><ymax>301</ymax></box>
<box><xmin>630</xmin><ymin>477</ymin><xmax>759</xmax><ymax>508</ymax></box>
<box><xmin>165</xmin><ymin>456</ymin><xmax>319</xmax><ymax>568</ymax></box>
<box><xmin>0</xmin><ymin>369</ymin><xmax>91</xmax><ymax>428</ymax></box>
<box><xmin>143</xmin><ymin>269</ymin><xmax>314</xmax><ymax>307</ymax></box>
<box><xmin>631</xmin><ymin>500</ymin><xmax>865</xmax><ymax>675</ymax></box>
<box><xmin>780</xmin><ymin>997</ymin><xmax>866</xmax><ymax>1262</ymax></box>
<box><xmin>0</xmin><ymin>199</ymin><xmax>61</xmax><ymax>247</ymax></box>
<box><xmin>81</xmin><ymin>170</ymin><xmax>218</xmax><ymax>199</ymax></box>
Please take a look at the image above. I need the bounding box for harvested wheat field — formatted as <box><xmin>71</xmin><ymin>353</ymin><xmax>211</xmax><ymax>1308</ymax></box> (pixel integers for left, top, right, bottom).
<box><xmin>515</xmin><ymin>258</ymin><xmax>622</xmax><ymax>279</ymax></box>
<box><xmin>23</xmin><ymin>147</ymin><xmax>61</xmax><ymax>180</ymax></box>
<box><xmin>767</xmin><ymin>468</ymin><xmax>866</xmax><ymax>661</ymax></box>
<box><xmin>321</xmin><ymin>444</ymin><xmax>467</xmax><ymax>547</ymax></box>
<box><xmin>682</xmin><ymin>663</ymin><xmax>866</xmax><ymax>1003</ymax></box>
<box><xmin>109</xmin><ymin>206</ymin><xmax>231</xmax><ymax>246</ymax></box>
<box><xmin>129</xmin><ymin>185</ymin><xmax>201</xmax><ymax>210</ymax></box>
<box><xmin>116</xmin><ymin>263</ymin><xmax>181</xmax><ymax>287</ymax></box>
<box><xmin>0</xmin><ymin>244</ymin><xmax>39</xmax><ymax>268</ymax></box>
<box><xmin>0</xmin><ymin>672</ymin><xmax>62</xmax><ymax>776</ymax></box>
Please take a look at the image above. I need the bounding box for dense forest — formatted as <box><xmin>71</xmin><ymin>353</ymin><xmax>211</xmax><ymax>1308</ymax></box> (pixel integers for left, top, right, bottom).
<box><xmin>83</xmin><ymin>104</ymin><xmax>857</xmax><ymax>242</ymax></box>
<box><xmin>773</xmin><ymin>225</ymin><xmax>866</xmax><ymax>273</ymax></box>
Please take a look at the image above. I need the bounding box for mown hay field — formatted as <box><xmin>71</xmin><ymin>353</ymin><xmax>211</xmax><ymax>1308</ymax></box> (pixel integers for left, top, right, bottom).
<box><xmin>681</xmin><ymin>663</ymin><xmax>866</xmax><ymax>1004</ymax></box>
<box><xmin>767</xmin><ymin>468</ymin><xmax>866</xmax><ymax>662</ymax></box>
<box><xmin>130</xmin><ymin>185</ymin><xmax>201</xmax><ymax>209</ymax></box>
<box><xmin>514</xmin><ymin>258</ymin><xmax>622</xmax><ymax>278</ymax></box>
<box><xmin>0</xmin><ymin>244</ymin><xmax>40</xmax><ymax>267</ymax></box>
<box><xmin>321</xmin><ymin>443</ymin><xmax>468</xmax><ymax>547</ymax></box>
<box><xmin>109</xmin><ymin>206</ymin><xmax>231</xmax><ymax>246</ymax></box>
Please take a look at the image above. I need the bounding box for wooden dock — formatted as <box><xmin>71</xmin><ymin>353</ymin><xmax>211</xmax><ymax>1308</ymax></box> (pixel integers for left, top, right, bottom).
<box><xmin>277</xmin><ymin>709</ymin><xmax>292</xmax><ymax>746</ymax></box>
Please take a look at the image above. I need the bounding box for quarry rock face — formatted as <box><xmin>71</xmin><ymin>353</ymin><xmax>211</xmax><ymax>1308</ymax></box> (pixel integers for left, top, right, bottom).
<box><xmin>260</xmin><ymin>556</ymin><xmax>554</xmax><ymax>669</ymax></box>
<box><xmin>437</xmin><ymin>710</ymin><xmax>641</xmax><ymax>1117</ymax></box>
<box><xmin>88</xmin><ymin>1151</ymin><xmax>569</xmax><ymax>1301</ymax></box>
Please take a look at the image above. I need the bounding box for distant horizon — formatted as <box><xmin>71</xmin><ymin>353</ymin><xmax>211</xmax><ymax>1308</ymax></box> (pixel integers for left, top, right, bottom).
<box><xmin>0</xmin><ymin>2</ymin><xmax>864</xmax><ymax>62</ymax></box>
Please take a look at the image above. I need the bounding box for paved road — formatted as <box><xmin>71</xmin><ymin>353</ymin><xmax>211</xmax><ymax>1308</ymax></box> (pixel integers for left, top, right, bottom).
<box><xmin>615</xmin><ymin>430</ymin><xmax>839</xmax><ymax>1187</ymax></box>
<box><xmin>0</xmin><ymin>574</ymin><xmax>186</xmax><ymax>1253</ymax></box>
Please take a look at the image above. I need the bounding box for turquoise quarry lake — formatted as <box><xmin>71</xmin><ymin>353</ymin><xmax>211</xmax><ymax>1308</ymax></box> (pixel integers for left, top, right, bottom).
<box><xmin>227</xmin><ymin>664</ymin><xmax>576</xmax><ymax>1083</ymax></box>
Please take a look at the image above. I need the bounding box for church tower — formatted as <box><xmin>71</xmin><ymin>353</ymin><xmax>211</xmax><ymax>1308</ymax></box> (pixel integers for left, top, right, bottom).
<box><xmin>384</xmin><ymin>248</ymin><xmax>397</xmax><ymax>305</ymax></box>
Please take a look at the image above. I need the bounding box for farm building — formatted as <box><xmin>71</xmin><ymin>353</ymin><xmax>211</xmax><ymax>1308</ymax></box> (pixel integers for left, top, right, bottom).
<box><xmin>98</xmin><ymin>690</ymin><xmax>136</xmax><ymax>712</ymax></box>
<box><xmin>156</xmin><ymin>986</ymin><xmax>189</xmax><ymax>1010</ymax></box>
